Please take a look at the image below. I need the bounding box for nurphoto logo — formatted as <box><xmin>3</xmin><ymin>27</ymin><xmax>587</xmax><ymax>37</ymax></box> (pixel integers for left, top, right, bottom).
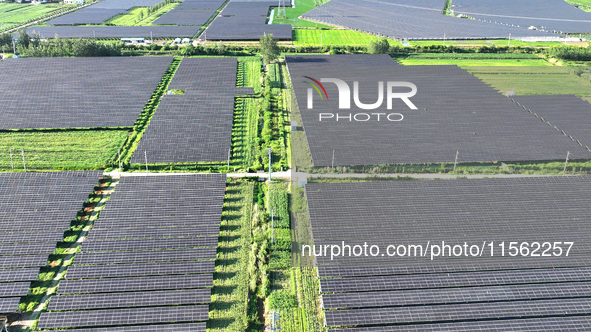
<box><xmin>304</xmin><ymin>76</ymin><xmax>418</xmax><ymax>122</ymax></box>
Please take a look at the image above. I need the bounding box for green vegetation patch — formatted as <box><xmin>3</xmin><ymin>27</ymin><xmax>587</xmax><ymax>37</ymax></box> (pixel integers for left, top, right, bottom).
<box><xmin>0</xmin><ymin>2</ymin><xmax>63</xmax><ymax>30</ymax></box>
<box><xmin>272</xmin><ymin>0</ymin><xmax>334</xmax><ymax>28</ymax></box>
<box><xmin>293</xmin><ymin>29</ymin><xmax>398</xmax><ymax>46</ymax></box>
<box><xmin>466</xmin><ymin>66</ymin><xmax>591</xmax><ymax>97</ymax></box>
<box><xmin>0</xmin><ymin>130</ymin><xmax>129</xmax><ymax>171</ymax></box>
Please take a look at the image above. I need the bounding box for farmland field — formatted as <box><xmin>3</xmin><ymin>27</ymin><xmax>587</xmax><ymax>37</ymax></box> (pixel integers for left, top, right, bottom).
<box><xmin>293</xmin><ymin>29</ymin><xmax>399</xmax><ymax>46</ymax></box>
<box><xmin>411</xmin><ymin>39</ymin><xmax>568</xmax><ymax>47</ymax></box>
<box><xmin>565</xmin><ymin>0</ymin><xmax>591</xmax><ymax>11</ymax></box>
<box><xmin>0</xmin><ymin>130</ymin><xmax>129</xmax><ymax>171</ymax></box>
<box><xmin>0</xmin><ymin>2</ymin><xmax>67</xmax><ymax>31</ymax></box>
<box><xmin>467</xmin><ymin>66</ymin><xmax>591</xmax><ymax>97</ymax></box>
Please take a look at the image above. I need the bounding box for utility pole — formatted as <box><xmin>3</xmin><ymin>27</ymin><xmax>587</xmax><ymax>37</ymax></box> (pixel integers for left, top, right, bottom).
<box><xmin>563</xmin><ymin>151</ymin><xmax>570</xmax><ymax>174</ymax></box>
<box><xmin>21</xmin><ymin>148</ymin><xmax>26</xmax><ymax>172</ymax></box>
<box><xmin>268</xmin><ymin>147</ymin><xmax>273</xmax><ymax>181</ymax></box>
<box><xmin>9</xmin><ymin>148</ymin><xmax>13</xmax><ymax>170</ymax></box>
<box><xmin>278</xmin><ymin>0</ymin><xmax>286</xmax><ymax>18</ymax></box>
<box><xmin>227</xmin><ymin>148</ymin><xmax>231</xmax><ymax>171</ymax></box>
<box><xmin>144</xmin><ymin>150</ymin><xmax>148</xmax><ymax>174</ymax></box>
<box><xmin>508</xmin><ymin>33</ymin><xmax>511</xmax><ymax>47</ymax></box>
<box><xmin>331</xmin><ymin>150</ymin><xmax>335</xmax><ymax>171</ymax></box>
<box><xmin>118</xmin><ymin>149</ymin><xmax>121</xmax><ymax>172</ymax></box>
<box><xmin>12</xmin><ymin>38</ymin><xmax>16</xmax><ymax>55</ymax></box>
<box><xmin>453</xmin><ymin>150</ymin><xmax>459</xmax><ymax>173</ymax></box>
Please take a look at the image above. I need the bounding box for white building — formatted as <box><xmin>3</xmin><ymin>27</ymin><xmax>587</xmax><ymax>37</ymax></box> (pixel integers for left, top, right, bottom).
<box><xmin>64</xmin><ymin>0</ymin><xmax>84</xmax><ymax>4</ymax></box>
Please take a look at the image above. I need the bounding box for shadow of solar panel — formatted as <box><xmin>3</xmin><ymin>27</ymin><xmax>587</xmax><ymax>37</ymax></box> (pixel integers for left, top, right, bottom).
<box><xmin>38</xmin><ymin>305</ymin><xmax>209</xmax><ymax>329</ymax></box>
<box><xmin>57</xmin><ymin>274</ymin><xmax>213</xmax><ymax>294</ymax></box>
<box><xmin>49</xmin><ymin>288</ymin><xmax>211</xmax><ymax>311</ymax></box>
<box><xmin>0</xmin><ymin>58</ymin><xmax>172</xmax><ymax>129</ymax></box>
<box><xmin>286</xmin><ymin>55</ymin><xmax>590</xmax><ymax>166</ymax></box>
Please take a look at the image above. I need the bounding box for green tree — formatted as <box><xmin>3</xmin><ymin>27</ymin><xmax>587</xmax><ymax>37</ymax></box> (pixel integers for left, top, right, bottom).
<box><xmin>368</xmin><ymin>38</ymin><xmax>390</xmax><ymax>54</ymax></box>
<box><xmin>215</xmin><ymin>41</ymin><xmax>226</xmax><ymax>55</ymax></box>
<box><xmin>16</xmin><ymin>30</ymin><xmax>30</xmax><ymax>51</ymax></box>
<box><xmin>0</xmin><ymin>32</ymin><xmax>12</xmax><ymax>52</ymax></box>
<box><xmin>259</xmin><ymin>33</ymin><xmax>280</xmax><ymax>64</ymax></box>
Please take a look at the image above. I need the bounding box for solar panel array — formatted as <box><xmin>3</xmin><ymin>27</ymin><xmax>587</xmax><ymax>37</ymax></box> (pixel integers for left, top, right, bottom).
<box><xmin>453</xmin><ymin>0</ymin><xmax>591</xmax><ymax>34</ymax></box>
<box><xmin>26</xmin><ymin>26</ymin><xmax>201</xmax><ymax>38</ymax></box>
<box><xmin>0</xmin><ymin>171</ymin><xmax>101</xmax><ymax>315</ymax></box>
<box><xmin>205</xmin><ymin>0</ymin><xmax>292</xmax><ymax>40</ymax></box>
<box><xmin>0</xmin><ymin>57</ymin><xmax>172</xmax><ymax>130</ymax></box>
<box><xmin>131</xmin><ymin>57</ymin><xmax>254</xmax><ymax>164</ymax></box>
<box><xmin>153</xmin><ymin>0</ymin><xmax>225</xmax><ymax>25</ymax></box>
<box><xmin>513</xmin><ymin>95</ymin><xmax>591</xmax><ymax>152</ymax></box>
<box><xmin>47</xmin><ymin>0</ymin><xmax>165</xmax><ymax>25</ymax></box>
<box><xmin>285</xmin><ymin>54</ymin><xmax>590</xmax><ymax>166</ymax></box>
<box><xmin>301</xmin><ymin>0</ymin><xmax>557</xmax><ymax>40</ymax></box>
<box><xmin>305</xmin><ymin>177</ymin><xmax>591</xmax><ymax>329</ymax></box>
<box><xmin>38</xmin><ymin>174</ymin><xmax>226</xmax><ymax>330</ymax></box>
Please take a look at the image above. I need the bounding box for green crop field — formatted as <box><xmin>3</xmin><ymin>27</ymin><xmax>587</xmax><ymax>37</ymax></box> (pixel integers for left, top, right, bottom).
<box><xmin>466</xmin><ymin>66</ymin><xmax>591</xmax><ymax>97</ymax></box>
<box><xmin>0</xmin><ymin>130</ymin><xmax>129</xmax><ymax>171</ymax></box>
<box><xmin>398</xmin><ymin>58</ymin><xmax>552</xmax><ymax>66</ymax></box>
<box><xmin>565</xmin><ymin>0</ymin><xmax>591</xmax><ymax>11</ymax></box>
<box><xmin>105</xmin><ymin>3</ymin><xmax>178</xmax><ymax>26</ymax></box>
<box><xmin>293</xmin><ymin>29</ymin><xmax>399</xmax><ymax>46</ymax></box>
<box><xmin>0</xmin><ymin>2</ymin><xmax>64</xmax><ymax>30</ymax></box>
<box><xmin>272</xmin><ymin>0</ymin><xmax>334</xmax><ymax>28</ymax></box>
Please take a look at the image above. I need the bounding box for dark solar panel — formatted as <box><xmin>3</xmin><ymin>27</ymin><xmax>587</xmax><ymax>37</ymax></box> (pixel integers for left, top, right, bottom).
<box><xmin>49</xmin><ymin>288</ymin><xmax>211</xmax><ymax>311</ymax></box>
<box><xmin>0</xmin><ymin>255</ymin><xmax>48</xmax><ymax>269</ymax></box>
<box><xmin>0</xmin><ymin>297</ymin><xmax>20</xmax><ymax>313</ymax></box>
<box><xmin>58</xmin><ymin>274</ymin><xmax>213</xmax><ymax>294</ymax></box>
<box><xmin>80</xmin><ymin>236</ymin><xmax>218</xmax><ymax>253</ymax></box>
<box><xmin>0</xmin><ymin>282</ymin><xmax>30</xmax><ymax>297</ymax></box>
<box><xmin>307</xmin><ymin>177</ymin><xmax>591</xmax><ymax>328</ymax></box>
<box><xmin>513</xmin><ymin>95</ymin><xmax>591</xmax><ymax>151</ymax></box>
<box><xmin>38</xmin><ymin>305</ymin><xmax>209</xmax><ymax>329</ymax></box>
<box><xmin>204</xmin><ymin>1</ymin><xmax>292</xmax><ymax>40</ymax></box>
<box><xmin>153</xmin><ymin>8</ymin><xmax>217</xmax><ymax>25</ymax></box>
<box><xmin>26</xmin><ymin>26</ymin><xmax>201</xmax><ymax>38</ymax></box>
<box><xmin>301</xmin><ymin>0</ymin><xmax>559</xmax><ymax>40</ymax></box>
<box><xmin>0</xmin><ymin>58</ymin><xmax>172</xmax><ymax>129</ymax></box>
<box><xmin>73</xmin><ymin>248</ymin><xmax>217</xmax><ymax>265</ymax></box>
<box><xmin>55</xmin><ymin>323</ymin><xmax>207</xmax><ymax>332</ymax></box>
<box><xmin>131</xmin><ymin>58</ymin><xmax>251</xmax><ymax>163</ymax></box>
<box><xmin>285</xmin><ymin>55</ymin><xmax>590</xmax><ymax>166</ymax></box>
<box><xmin>453</xmin><ymin>0</ymin><xmax>591</xmax><ymax>33</ymax></box>
<box><xmin>47</xmin><ymin>0</ymin><xmax>166</xmax><ymax>25</ymax></box>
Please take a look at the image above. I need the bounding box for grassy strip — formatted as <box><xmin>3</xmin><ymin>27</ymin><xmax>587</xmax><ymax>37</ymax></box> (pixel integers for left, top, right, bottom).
<box><xmin>410</xmin><ymin>39</ymin><xmax>565</xmax><ymax>48</ymax></box>
<box><xmin>15</xmin><ymin>177</ymin><xmax>111</xmax><ymax>331</ymax></box>
<box><xmin>0</xmin><ymin>130</ymin><xmax>129</xmax><ymax>171</ymax></box>
<box><xmin>208</xmin><ymin>179</ymin><xmax>255</xmax><ymax>331</ymax></box>
<box><xmin>0</xmin><ymin>2</ymin><xmax>76</xmax><ymax>32</ymax></box>
<box><xmin>565</xmin><ymin>0</ymin><xmax>591</xmax><ymax>12</ymax></box>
